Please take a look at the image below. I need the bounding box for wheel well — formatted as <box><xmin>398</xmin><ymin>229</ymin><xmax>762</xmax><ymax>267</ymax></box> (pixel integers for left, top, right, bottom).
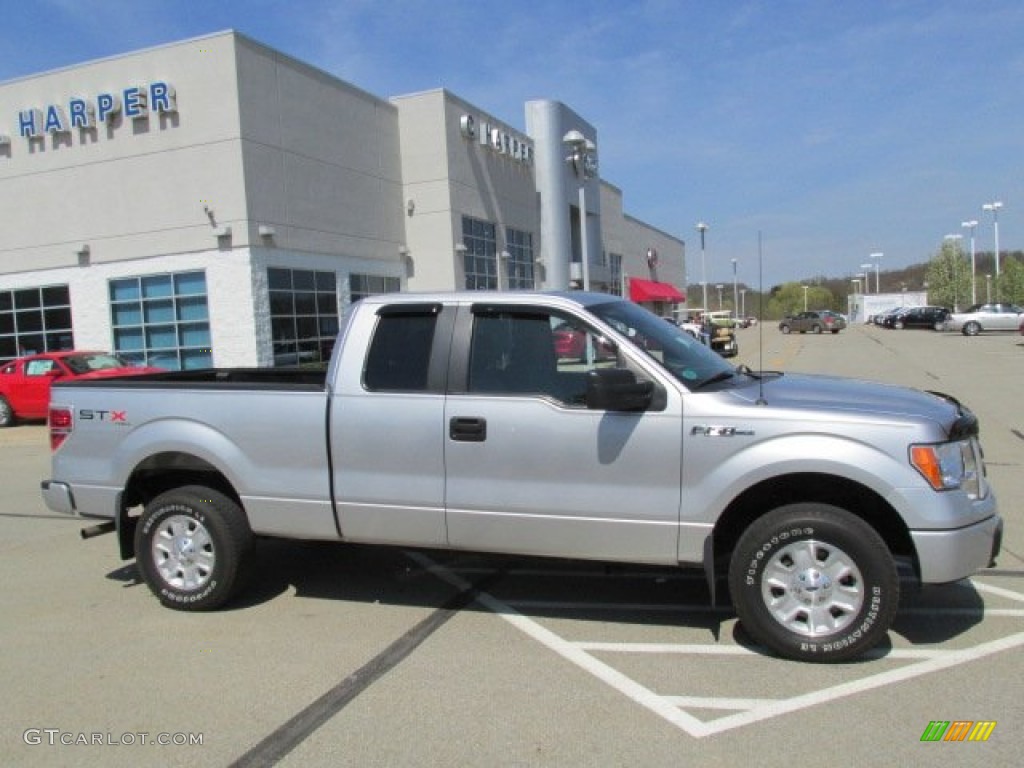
<box><xmin>712</xmin><ymin>473</ymin><xmax>916</xmax><ymax>573</ymax></box>
<box><xmin>117</xmin><ymin>452</ymin><xmax>242</xmax><ymax>559</ymax></box>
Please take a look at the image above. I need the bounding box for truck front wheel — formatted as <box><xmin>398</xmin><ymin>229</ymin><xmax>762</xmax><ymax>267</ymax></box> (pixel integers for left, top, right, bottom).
<box><xmin>134</xmin><ymin>485</ymin><xmax>252</xmax><ymax>611</ymax></box>
<box><xmin>727</xmin><ymin>503</ymin><xmax>899</xmax><ymax>662</ymax></box>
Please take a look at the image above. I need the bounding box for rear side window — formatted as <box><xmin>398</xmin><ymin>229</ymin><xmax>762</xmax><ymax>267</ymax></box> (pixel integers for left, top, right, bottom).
<box><xmin>363</xmin><ymin>312</ymin><xmax>437</xmax><ymax>392</ymax></box>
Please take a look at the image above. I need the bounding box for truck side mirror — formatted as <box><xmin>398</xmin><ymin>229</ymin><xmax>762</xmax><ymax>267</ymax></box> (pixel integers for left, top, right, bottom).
<box><xmin>585</xmin><ymin>368</ymin><xmax>654</xmax><ymax>412</ymax></box>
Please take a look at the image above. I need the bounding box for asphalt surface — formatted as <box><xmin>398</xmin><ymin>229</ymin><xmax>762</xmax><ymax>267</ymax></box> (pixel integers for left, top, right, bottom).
<box><xmin>2</xmin><ymin>322</ymin><xmax>1022</xmax><ymax>767</ymax></box>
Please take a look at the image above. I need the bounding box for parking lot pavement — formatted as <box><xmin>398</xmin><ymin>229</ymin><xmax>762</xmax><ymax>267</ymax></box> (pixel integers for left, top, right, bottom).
<box><xmin>3</xmin><ymin>325</ymin><xmax>1022</xmax><ymax>767</ymax></box>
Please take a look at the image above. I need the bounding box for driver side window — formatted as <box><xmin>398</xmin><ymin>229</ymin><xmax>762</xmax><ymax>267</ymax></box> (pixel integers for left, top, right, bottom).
<box><xmin>468</xmin><ymin>309</ymin><xmax>623</xmax><ymax>406</ymax></box>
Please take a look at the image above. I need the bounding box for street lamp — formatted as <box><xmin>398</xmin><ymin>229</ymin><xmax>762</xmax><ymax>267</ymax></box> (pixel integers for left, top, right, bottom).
<box><xmin>859</xmin><ymin>263</ymin><xmax>874</xmax><ymax>295</ymax></box>
<box><xmin>715</xmin><ymin>284</ymin><xmax>724</xmax><ymax>310</ymax></box>
<box><xmin>802</xmin><ymin>284</ymin><xmax>809</xmax><ymax>311</ymax></box>
<box><xmin>961</xmin><ymin>219</ymin><xmax>978</xmax><ymax>305</ymax></box>
<box><xmin>869</xmin><ymin>252</ymin><xmax>883</xmax><ymax>293</ymax></box>
<box><xmin>731</xmin><ymin>258</ymin><xmax>738</xmax><ymax>321</ymax></box>
<box><xmin>986</xmin><ymin>274</ymin><xmax>992</xmax><ymax>303</ymax></box>
<box><xmin>944</xmin><ymin>234</ymin><xmax>963</xmax><ymax>312</ymax></box>
<box><xmin>982</xmin><ymin>201</ymin><xmax>1003</xmax><ymax>294</ymax></box>
<box><xmin>563</xmin><ymin>130</ymin><xmax>597</xmax><ymax>291</ymax></box>
<box><xmin>696</xmin><ymin>221</ymin><xmax>709</xmax><ymax>309</ymax></box>
<box><xmin>739</xmin><ymin>288</ymin><xmax>747</xmax><ymax>319</ymax></box>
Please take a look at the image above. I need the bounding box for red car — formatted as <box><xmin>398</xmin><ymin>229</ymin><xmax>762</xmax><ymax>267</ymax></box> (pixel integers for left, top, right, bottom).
<box><xmin>551</xmin><ymin>322</ymin><xmax>616</xmax><ymax>361</ymax></box>
<box><xmin>0</xmin><ymin>350</ymin><xmax>162</xmax><ymax>427</ymax></box>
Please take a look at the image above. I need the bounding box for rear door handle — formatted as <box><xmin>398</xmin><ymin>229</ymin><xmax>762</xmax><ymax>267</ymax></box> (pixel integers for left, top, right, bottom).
<box><xmin>450</xmin><ymin>417</ymin><xmax>487</xmax><ymax>442</ymax></box>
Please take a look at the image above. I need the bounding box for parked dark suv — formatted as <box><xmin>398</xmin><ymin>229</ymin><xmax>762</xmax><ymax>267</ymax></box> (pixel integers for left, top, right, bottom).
<box><xmin>883</xmin><ymin>306</ymin><xmax>950</xmax><ymax>331</ymax></box>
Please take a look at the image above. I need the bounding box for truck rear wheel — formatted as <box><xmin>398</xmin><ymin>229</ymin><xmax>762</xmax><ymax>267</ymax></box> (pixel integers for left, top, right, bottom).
<box><xmin>134</xmin><ymin>485</ymin><xmax>252</xmax><ymax>611</ymax></box>
<box><xmin>728</xmin><ymin>503</ymin><xmax>899</xmax><ymax>662</ymax></box>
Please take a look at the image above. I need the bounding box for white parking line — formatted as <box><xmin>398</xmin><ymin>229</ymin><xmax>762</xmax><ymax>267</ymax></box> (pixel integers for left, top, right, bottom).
<box><xmin>410</xmin><ymin>552</ymin><xmax>1024</xmax><ymax>739</ymax></box>
<box><xmin>972</xmin><ymin>579</ymin><xmax>1024</xmax><ymax>603</ymax></box>
<box><xmin>573</xmin><ymin>642</ymin><xmax>959</xmax><ymax>660</ymax></box>
<box><xmin>507</xmin><ymin>599</ymin><xmax>1024</xmax><ymax>618</ymax></box>
<box><xmin>698</xmin><ymin>632</ymin><xmax>1024</xmax><ymax>737</ymax></box>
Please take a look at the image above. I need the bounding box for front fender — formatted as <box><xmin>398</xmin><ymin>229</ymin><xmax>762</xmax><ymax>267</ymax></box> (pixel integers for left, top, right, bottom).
<box><xmin>683</xmin><ymin>432</ymin><xmax>916</xmax><ymax>526</ymax></box>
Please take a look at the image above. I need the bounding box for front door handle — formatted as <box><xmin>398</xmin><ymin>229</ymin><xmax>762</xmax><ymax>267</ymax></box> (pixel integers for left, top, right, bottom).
<box><xmin>450</xmin><ymin>416</ymin><xmax>487</xmax><ymax>442</ymax></box>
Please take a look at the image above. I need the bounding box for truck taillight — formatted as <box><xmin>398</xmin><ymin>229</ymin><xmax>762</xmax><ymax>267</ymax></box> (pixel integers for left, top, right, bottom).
<box><xmin>49</xmin><ymin>406</ymin><xmax>73</xmax><ymax>451</ymax></box>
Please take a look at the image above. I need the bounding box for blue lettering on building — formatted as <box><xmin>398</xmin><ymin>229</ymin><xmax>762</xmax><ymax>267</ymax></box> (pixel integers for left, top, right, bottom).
<box><xmin>122</xmin><ymin>86</ymin><xmax>146</xmax><ymax>118</ymax></box>
<box><xmin>44</xmin><ymin>105</ymin><xmax>68</xmax><ymax>133</ymax></box>
<box><xmin>18</xmin><ymin>108</ymin><xmax>42</xmax><ymax>137</ymax></box>
<box><xmin>149</xmin><ymin>81</ymin><xmax>176</xmax><ymax>113</ymax></box>
<box><xmin>68</xmin><ymin>98</ymin><xmax>94</xmax><ymax>129</ymax></box>
<box><xmin>96</xmin><ymin>92</ymin><xmax>121</xmax><ymax>123</ymax></box>
<box><xmin>12</xmin><ymin>81</ymin><xmax>177</xmax><ymax>142</ymax></box>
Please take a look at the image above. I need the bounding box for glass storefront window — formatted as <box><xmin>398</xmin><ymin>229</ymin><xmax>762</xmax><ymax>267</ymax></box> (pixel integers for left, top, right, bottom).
<box><xmin>268</xmin><ymin>267</ymin><xmax>340</xmax><ymax>367</ymax></box>
<box><xmin>109</xmin><ymin>270</ymin><xmax>212</xmax><ymax>370</ymax></box>
<box><xmin>0</xmin><ymin>284</ymin><xmax>74</xmax><ymax>363</ymax></box>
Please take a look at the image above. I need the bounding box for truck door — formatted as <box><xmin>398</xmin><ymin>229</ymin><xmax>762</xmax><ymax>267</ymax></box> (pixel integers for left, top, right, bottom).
<box><xmin>444</xmin><ymin>304</ymin><xmax>683</xmax><ymax>564</ymax></box>
<box><xmin>329</xmin><ymin>303</ymin><xmax>454</xmax><ymax>547</ymax></box>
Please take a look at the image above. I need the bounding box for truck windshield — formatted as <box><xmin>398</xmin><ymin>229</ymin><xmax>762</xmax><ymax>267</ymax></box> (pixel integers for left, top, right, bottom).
<box><xmin>588</xmin><ymin>301</ymin><xmax>738</xmax><ymax>389</ymax></box>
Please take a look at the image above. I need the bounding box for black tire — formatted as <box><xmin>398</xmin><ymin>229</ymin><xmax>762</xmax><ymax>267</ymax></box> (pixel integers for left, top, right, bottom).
<box><xmin>728</xmin><ymin>503</ymin><xmax>899</xmax><ymax>663</ymax></box>
<box><xmin>962</xmin><ymin>321</ymin><xmax>981</xmax><ymax>337</ymax></box>
<box><xmin>779</xmin><ymin>324</ymin><xmax>791</xmax><ymax>334</ymax></box>
<box><xmin>0</xmin><ymin>396</ymin><xmax>13</xmax><ymax>427</ymax></box>
<box><xmin>134</xmin><ymin>485</ymin><xmax>252</xmax><ymax>611</ymax></box>
<box><xmin>830</xmin><ymin>329</ymin><xmax>840</xmax><ymax>334</ymax></box>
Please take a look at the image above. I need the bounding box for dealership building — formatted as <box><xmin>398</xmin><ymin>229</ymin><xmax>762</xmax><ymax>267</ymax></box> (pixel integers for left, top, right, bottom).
<box><xmin>0</xmin><ymin>30</ymin><xmax>685</xmax><ymax>368</ymax></box>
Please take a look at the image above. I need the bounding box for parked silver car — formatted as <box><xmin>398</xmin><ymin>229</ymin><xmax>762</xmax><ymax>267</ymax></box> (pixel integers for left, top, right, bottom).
<box><xmin>944</xmin><ymin>303</ymin><xmax>1024</xmax><ymax>336</ymax></box>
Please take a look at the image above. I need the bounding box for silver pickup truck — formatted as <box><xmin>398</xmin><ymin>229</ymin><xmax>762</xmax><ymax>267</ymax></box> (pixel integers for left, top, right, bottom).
<box><xmin>41</xmin><ymin>291</ymin><xmax>1002</xmax><ymax>663</ymax></box>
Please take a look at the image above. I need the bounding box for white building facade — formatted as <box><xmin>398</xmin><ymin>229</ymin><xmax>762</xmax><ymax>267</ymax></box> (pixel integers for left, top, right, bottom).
<box><xmin>0</xmin><ymin>31</ymin><xmax>685</xmax><ymax>368</ymax></box>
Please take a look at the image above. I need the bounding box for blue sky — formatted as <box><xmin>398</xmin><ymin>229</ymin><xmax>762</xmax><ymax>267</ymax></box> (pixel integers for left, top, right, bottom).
<box><xmin>2</xmin><ymin>0</ymin><xmax>1021</xmax><ymax>288</ymax></box>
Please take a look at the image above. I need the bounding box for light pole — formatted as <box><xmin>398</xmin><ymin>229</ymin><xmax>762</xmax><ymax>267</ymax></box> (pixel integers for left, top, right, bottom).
<box><xmin>961</xmin><ymin>219</ymin><xmax>978</xmax><ymax>305</ymax></box>
<box><xmin>696</xmin><ymin>221</ymin><xmax>709</xmax><ymax>309</ymax></box>
<box><xmin>715</xmin><ymin>284</ymin><xmax>724</xmax><ymax>310</ymax></box>
<box><xmin>860</xmin><ymin>263</ymin><xmax>874</xmax><ymax>294</ymax></box>
<box><xmin>944</xmin><ymin>234</ymin><xmax>963</xmax><ymax>312</ymax></box>
<box><xmin>731</xmin><ymin>258</ymin><xmax>738</xmax><ymax>322</ymax></box>
<box><xmin>563</xmin><ymin>130</ymin><xmax>597</xmax><ymax>291</ymax></box>
<box><xmin>986</xmin><ymin>274</ymin><xmax>992</xmax><ymax>303</ymax></box>
<box><xmin>869</xmin><ymin>252</ymin><xmax>883</xmax><ymax>293</ymax></box>
<box><xmin>802</xmin><ymin>285</ymin><xmax>809</xmax><ymax>311</ymax></box>
<box><xmin>740</xmin><ymin>288</ymin><xmax>747</xmax><ymax>319</ymax></box>
<box><xmin>982</xmin><ymin>201</ymin><xmax>1003</xmax><ymax>295</ymax></box>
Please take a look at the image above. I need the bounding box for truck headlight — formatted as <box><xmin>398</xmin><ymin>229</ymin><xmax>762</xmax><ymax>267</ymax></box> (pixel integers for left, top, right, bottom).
<box><xmin>910</xmin><ymin>439</ymin><xmax>985</xmax><ymax>498</ymax></box>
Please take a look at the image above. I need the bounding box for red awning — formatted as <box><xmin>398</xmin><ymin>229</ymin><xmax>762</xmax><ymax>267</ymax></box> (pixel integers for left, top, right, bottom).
<box><xmin>629</xmin><ymin>278</ymin><xmax>685</xmax><ymax>303</ymax></box>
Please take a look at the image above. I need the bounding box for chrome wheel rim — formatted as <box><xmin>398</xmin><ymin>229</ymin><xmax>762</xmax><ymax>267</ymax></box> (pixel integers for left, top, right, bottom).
<box><xmin>152</xmin><ymin>514</ymin><xmax>215</xmax><ymax>591</ymax></box>
<box><xmin>760</xmin><ymin>539</ymin><xmax>864</xmax><ymax>638</ymax></box>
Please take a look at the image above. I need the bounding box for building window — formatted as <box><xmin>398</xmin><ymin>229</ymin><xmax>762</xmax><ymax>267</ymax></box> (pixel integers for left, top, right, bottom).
<box><xmin>268</xmin><ymin>267</ymin><xmax>340</xmax><ymax>367</ymax></box>
<box><xmin>505</xmin><ymin>228</ymin><xmax>536</xmax><ymax>290</ymax></box>
<box><xmin>0</xmin><ymin>284</ymin><xmax>73</xmax><ymax>363</ymax></box>
<box><xmin>350</xmin><ymin>274</ymin><xmax>401</xmax><ymax>304</ymax></box>
<box><xmin>109</xmin><ymin>271</ymin><xmax>211</xmax><ymax>370</ymax></box>
<box><xmin>608</xmin><ymin>253</ymin><xmax>623</xmax><ymax>296</ymax></box>
<box><xmin>462</xmin><ymin>216</ymin><xmax>497</xmax><ymax>290</ymax></box>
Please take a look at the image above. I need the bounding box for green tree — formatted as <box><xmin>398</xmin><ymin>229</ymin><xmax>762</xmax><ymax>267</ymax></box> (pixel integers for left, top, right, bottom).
<box><xmin>995</xmin><ymin>257</ymin><xmax>1024</xmax><ymax>304</ymax></box>
<box><xmin>766</xmin><ymin>282</ymin><xmax>834</xmax><ymax>318</ymax></box>
<box><xmin>925</xmin><ymin>241</ymin><xmax>972</xmax><ymax>310</ymax></box>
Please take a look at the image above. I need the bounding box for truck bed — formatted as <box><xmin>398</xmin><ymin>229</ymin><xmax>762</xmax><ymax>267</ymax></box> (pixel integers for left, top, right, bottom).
<box><xmin>57</xmin><ymin>367</ymin><xmax>328</xmax><ymax>391</ymax></box>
